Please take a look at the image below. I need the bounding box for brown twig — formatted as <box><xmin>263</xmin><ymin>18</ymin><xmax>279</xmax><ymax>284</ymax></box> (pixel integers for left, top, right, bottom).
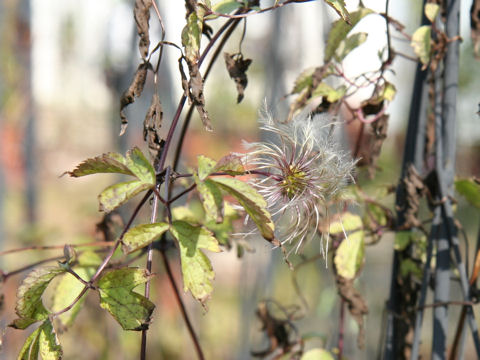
<box><xmin>0</xmin><ymin>241</ymin><xmax>113</xmax><ymax>256</ymax></box>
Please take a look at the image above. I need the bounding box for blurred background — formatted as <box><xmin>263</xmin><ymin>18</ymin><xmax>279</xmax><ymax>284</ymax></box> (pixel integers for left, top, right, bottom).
<box><xmin>1</xmin><ymin>0</ymin><xmax>479</xmax><ymax>359</ymax></box>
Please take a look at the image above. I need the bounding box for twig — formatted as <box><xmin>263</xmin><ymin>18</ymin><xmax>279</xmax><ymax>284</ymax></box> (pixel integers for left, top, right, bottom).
<box><xmin>140</xmin><ymin>186</ymin><xmax>161</xmax><ymax>360</ymax></box>
<box><xmin>200</xmin><ymin>0</ymin><xmax>315</xmax><ymax>20</ymax></box>
<box><xmin>173</xmin><ymin>16</ymin><xmax>243</xmax><ymax>173</ymax></box>
<box><xmin>168</xmin><ymin>183</ymin><xmax>197</xmax><ymax>204</ymax></box>
<box><xmin>0</xmin><ymin>241</ymin><xmax>113</xmax><ymax>256</ymax></box>
<box><xmin>338</xmin><ymin>299</ymin><xmax>345</xmax><ymax>360</ymax></box>
<box><xmin>2</xmin><ymin>255</ymin><xmax>65</xmax><ymax>280</ymax></box>
<box><xmin>51</xmin><ymin>190</ymin><xmax>152</xmax><ymax>319</ymax></box>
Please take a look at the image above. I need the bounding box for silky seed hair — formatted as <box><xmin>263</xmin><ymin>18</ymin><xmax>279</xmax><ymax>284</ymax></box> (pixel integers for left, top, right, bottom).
<box><xmin>243</xmin><ymin>109</ymin><xmax>356</xmax><ymax>256</ymax></box>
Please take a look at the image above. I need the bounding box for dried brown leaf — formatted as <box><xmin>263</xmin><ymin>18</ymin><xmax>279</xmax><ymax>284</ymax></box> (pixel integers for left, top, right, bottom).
<box><xmin>188</xmin><ymin>63</ymin><xmax>212</xmax><ymax>131</ymax></box>
<box><xmin>120</xmin><ymin>62</ymin><xmax>149</xmax><ymax>136</ymax></box>
<box><xmin>250</xmin><ymin>301</ymin><xmax>301</xmax><ymax>358</ymax></box>
<box><xmin>134</xmin><ymin>0</ymin><xmax>152</xmax><ymax>59</ymax></box>
<box><xmin>334</xmin><ymin>271</ymin><xmax>368</xmax><ymax>349</ymax></box>
<box><xmin>143</xmin><ymin>93</ymin><xmax>164</xmax><ymax>161</ymax></box>
<box><xmin>224</xmin><ymin>52</ymin><xmax>252</xmax><ymax>103</ymax></box>
<box><xmin>402</xmin><ymin>164</ymin><xmax>424</xmax><ymax>229</ymax></box>
<box><xmin>288</xmin><ymin>64</ymin><xmax>331</xmax><ymax>120</ymax></box>
<box><xmin>367</xmin><ymin>114</ymin><xmax>389</xmax><ymax>178</ymax></box>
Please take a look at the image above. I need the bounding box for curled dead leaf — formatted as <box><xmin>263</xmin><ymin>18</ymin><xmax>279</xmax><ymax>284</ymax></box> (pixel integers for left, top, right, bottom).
<box><xmin>120</xmin><ymin>62</ymin><xmax>150</xmax><ymax>136</ymax></box>
<box><xmin>134</xmin><ymin>0</ymin><xmax>152</xmax><ymax>59</ymax></box>
<box><xmin>224</xmin><ymin>52</ymin><xmax>252</xmax><ymax>103</ymax></box>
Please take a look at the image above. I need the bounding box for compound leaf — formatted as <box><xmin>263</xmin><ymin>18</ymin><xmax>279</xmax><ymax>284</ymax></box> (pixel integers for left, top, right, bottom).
<box><xmin>324</xmin><ymin>0</ymin><xmax>350</xmax><ymax>24</ymax></box>
<box><xmin>325</xmin><ymin>7</ymin><xmax>373</xmax><ymax>62</ymax></box>
<box><xmin>335</xmin><ymin>32</ymin><xmax>368</xmax><ymax>61</ymax></box>
<box><xmin>212</xmin><ymin>0</ymin><xmax>242</xmax><ymax>14</ymax></box>
<box><xmin>197</xmin><ymin>155</ymin><xmax>217</xmax><ymax>181</ymax></box>
<box><xmin>291</xmin><ymin>68</ymin><xmax>315</xmax><ymax>94</ymax></box>
<box><xmin>195</xmin><ymin>176</ymin><xmax>224</xmax><ymax>223</ymax></box>
<box><xmin>10</xmin><ymin>267</ymin><xmax>65</xmax><ymax>330</ymax></box>
<box><xmin>122</xmin><ymin>222</ymin><xmax>170</xmax><ymax>254</ymax></box>
<box><xmin>170</xmin><ymin>221</ymin><xmax>220</xmax><ymax>303</ymax></box>
<box><xmin>67</xmin><ymin>153</ymin><xmax>133</xmax><ymax>177</ymax></box>
<box><xmin>212</xmin><ymin>177</ymin><xmax>274</xmax><ymax>241</ymax></box>
<box><xmin>425</xmin><ymin>3</ymin><xmax>440</xmax><ymax>23</ymax></box>
<box><xmin>312</xmin><ymin>83</ymin><xmax>346</xmax><ymax>102</ymax></box>
<box><xmin>334</xmin><ymin>230</ymin><xmax>365</xmax><ymax>279</ymax></box>
<box><xmin>98</xmin><ymin>268</ymin><xmax>155</xmax><ymax>331</ymax></box>
<box><xmin>51</xmin><ymin>267</ymin><xmax>95</xmax><ymax>328</ymax></box>
<box><xmin>99</xmin><ymin>180</ymin><xmax>151</xmax><ymax>213</ymax></box>
<box><xmin>213</xmin><ymin>153</ymin><xmax>245</xmax><ymax>175</ymax></box>
<box><xmin>125</xmin><ymin>147</ymin><xmax>156</xmax><ymax>185</ymax></box>
<box><xmin>182</xmin><ymin>11</ymin><xmax>202</xmax><ymax>64</ymax></box>
<box><xmin>18</xmin><ymin>320</ymin><xmax>62</xmax><ymax>360</ymax></box>
<box><xmin>329</xmin><ymin>212</ymin><xmax>363</xmax><ymax>234</ymax></box>
<box><xmin>411</xmin><ymin>25</ymin><xmax>431</xmax><ymax>67</ymax></box>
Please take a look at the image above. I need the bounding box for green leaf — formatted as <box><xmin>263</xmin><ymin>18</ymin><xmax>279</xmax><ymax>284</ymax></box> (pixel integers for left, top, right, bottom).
<box><xmin>182</xmin><ymin>11</ymin><xmax>202</xmax><ymax>63</ymax></box>
<box><xmin>425</xmin><ymin>3</ymin><xmax>440</xmax><ymax>23</ymax></box>
<box><xmin>411</xmin><ymin>25</ymin><xmax>431</xmax><ymax>67</ymax></box>
<box><xmin>18</xmin><ymin>325</ymin><xmax>41</xmax><ymax>360</ymax></box>
<box><xmin>98</xmin><ymin>268</ymin><xmax>155</xmax><ymax>331</ymax></box>
<box><xmin>98</xmin><ymin>179</ymin><xmax>151</xmax><ymax>213</ymax></box>
<box><xmin>329</xmin><ymin>212</ymin><xmax>363</xmax><ymax>234</ymax></box>
<box><xmin>212</xmin><ymin>177</ymin><xmax>275</xmax><ymax>241</ymax></box>
<box><xmin>212</xmin><ymin>0</ymin><xmax>242</xmax><ymax>14</ymax></box>
<box><xmin>38</xmin><ymin>320</ymin><xmax>62</xmax><ymax>360</ymax></box>
<box><xmin>324</xmin><ymin>0</ymin><xmax>350</xmax><ymax>24</ymax></box>
<box><xmin>205</xmin><ymin>201</ymin><xmax>238</xmax><ymax>247</ymax></box>
<box><xmin>197</xmin><ymin>155</ymin><xmax>217</xmax><ymax>181</ymax></box>
<box><xmin>455</xmin><ymin>179</ymin><xmax>480</xmax><ymax>209</ymax></box>
<box><xmin>10</xmin><ymin>267</ymin><xmax>66</xmax><ymax>330</ymax></box>
<box><xmin>400</xmin><ymin>258</ymin><xmax>422</xmax><ymax>278</ymax></box>
<box><xmin>125</xmin><ymin>147</ymin><xmax>155</xmax><ymax>185</ymax></box>
<box><xmin>51</xmin><ymin>267</ymin><xmax>95</xmax><ymax>328</ymax></box>
<box><xmin>365</xmin><ymin>203</ymin><xmax>388</xmax><ymax>228</ymax></box>
<box><xmin>301</xmin><ymin>348</ymin><xmax>335</xmax><ymax>360</ymax></box>
<box><xmin>67</xmin><ymin>152</ymin><xmax>133</xmax><ymax>177</ymax></box>
<box><xmin>77</xmin><ymin>251</ymin><xmax>103</xmax><ymax>267</ymax></box>
<box><xmin>213</xmin><ymin>153</ymin><xmax>245</xmax><ymax>175</ymax></box>
<box><xmin>18</xmin><ymin>320</ymin><xmax>62</xmax><ymax>360</ymax></box>
<box><xmin>171</xmin><ymin>205</ymin><xmax>201</xmax><ymax>223</ymax></box>
<box><xmin>335</xmin><ymin>32</ymin><xmax>368</xmax><ymax>61</ymax></box>
<box><xmin>195</xmin><ymin>176</ymin><xmax>224</xmax><ymax>223</ymax></box>
<box><xmin>291</xmin><ymin>68</ymin><xmax>315</xmax><ymax>94</ymax></box>
<box><xmin>67</xmin><ymin>147</ymin><xmax>155</xmax><ymax>185</ymax></box>
<box><xmin>382</xmin><ymin>82</ymin><xmax>396</xmax><ymax>102</ymax></box>
<box><xmin>325</xmin><ymin>7</ymin><xmax>373</xmax><ymax>62</ymax></box>
<box><xmin>394</xmin><ymin>231</ymin><xmax>412</xmax><ymax>251</ymax></box>
<box><xmin>122</xmin><ymin>222</ymin><xmax>170</xmax><ymax>254</ymax></box>
<box><xmin>170</xmin><ymin>221</ymin><xmax>221</xmax><ymax>303</ymax></box>
<box><xmin>312</xmin><ymin>83</ymin><xmax>346</xmax><ymax>102</ymax></box>
<box><xmin>334</xmin><ymin>230</ymin><xmax>365</xmax><ymax>279</ymax></box>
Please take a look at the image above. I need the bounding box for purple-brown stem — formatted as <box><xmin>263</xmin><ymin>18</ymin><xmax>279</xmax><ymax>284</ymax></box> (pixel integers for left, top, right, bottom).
<box><xmin>140</xmin><ymin>186</ymin><xmax>160</xmax><ymax>360</ymax></box>
<box><xmin>338</xmin><ymin>298</ymin><xmax>345</xmax><ymax>360</ymax></box>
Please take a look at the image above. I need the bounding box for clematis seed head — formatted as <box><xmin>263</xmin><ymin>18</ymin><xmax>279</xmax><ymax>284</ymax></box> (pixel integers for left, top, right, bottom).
<box><xmin>243</xmin><ymin>109</ymin><xmax>356</xmax><ymax>256</ymax></box>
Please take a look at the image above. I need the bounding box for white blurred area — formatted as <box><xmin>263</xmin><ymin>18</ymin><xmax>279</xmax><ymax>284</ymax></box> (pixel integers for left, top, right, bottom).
<box><xmin>30</xmin><ymin>0</ymin><xmax>480</xmax><ymax>147</ymax></box>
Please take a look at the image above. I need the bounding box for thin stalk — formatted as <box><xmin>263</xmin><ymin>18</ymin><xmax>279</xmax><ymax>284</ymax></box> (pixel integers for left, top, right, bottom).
<box><xmin>173</xmin><ymin>16</ymin><xmax>243</xmax><ymax>172</ymax></box>
<box><xmin>140</xmin><ymin>186</ymin><xmax>161</xmax><ymax>360</ymax></box>
<box><xmin>51</xmin><ymin>190</ymin><xmax>152</xmax><ymax>318</ymax></box>
<box><xmin>338</xmin><ymin>299</ymin><xmax>345</xmax><ymax>360</ymax></box>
